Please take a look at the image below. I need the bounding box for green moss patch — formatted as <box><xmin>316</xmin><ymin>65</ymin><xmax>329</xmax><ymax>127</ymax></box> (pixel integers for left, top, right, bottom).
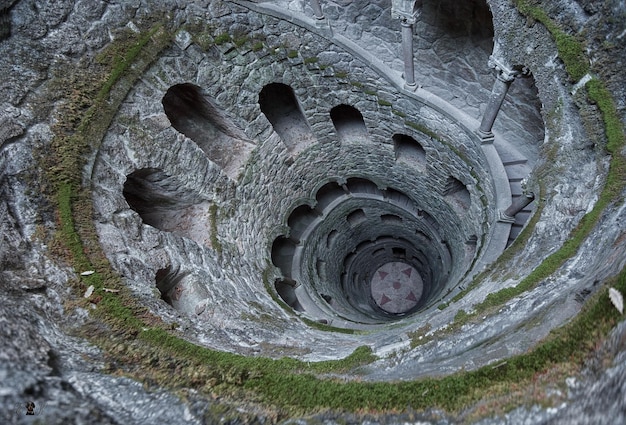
<box><xmin>513</xmin><ymin>0</ymin><xmax>589</xmax><ymax>81</ymax></box>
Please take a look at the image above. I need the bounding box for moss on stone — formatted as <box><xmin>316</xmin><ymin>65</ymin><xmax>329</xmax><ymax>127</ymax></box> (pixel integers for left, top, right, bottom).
<box><xmin>214</xmin><ymin>32</ymin><xmax>231</xmax><ymax>45</ymax></box>
<box><xmin>404</xmin><ymin>121</ymin><xmax>440</xmax><ymax>141</ymax></box>
<box><xmin>234</xmin><ymin>36</ymin><xmax>248</xmax><ymax>47</ymax></box>
<box><xmin>513</xmin><ymin>0</ymin><xmax>589</xmax><ymax>81</ymax></box>
<box><xmin>252</xmin><ymin>41</ymin><xmax>264</xmax><ymax>52</ymax></box>
<box><xmin>408</xmin><ymin>323</ymin><xmax>433</xmax><ymax>348</ymax></box>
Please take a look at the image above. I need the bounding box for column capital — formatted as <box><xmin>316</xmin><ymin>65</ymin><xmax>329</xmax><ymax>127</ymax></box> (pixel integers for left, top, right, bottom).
<box><xmin>392</xmin><ymin>0</ymin><xmax>421</xmax><ymax>25</ymax></box>
<box><xmin>488</xmin><ymin>55</ymin><xmax>530</xmax><ymax>82</ymax></box>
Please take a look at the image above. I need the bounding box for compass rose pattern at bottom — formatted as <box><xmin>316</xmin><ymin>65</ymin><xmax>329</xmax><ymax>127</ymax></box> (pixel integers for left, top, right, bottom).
<box><xmin>370</xmin><ymin>262</ymin><xmax>424</xmax><ymax>314</ymax></box>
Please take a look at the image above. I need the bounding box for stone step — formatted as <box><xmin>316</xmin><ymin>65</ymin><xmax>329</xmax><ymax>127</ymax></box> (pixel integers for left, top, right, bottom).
<box><xmin>505</xmin><ymin>163</ymin><xmax>530</xmax><ymax>182</ymax></box>
<box><xmin>496</xmin><ymin>148</ymin><xmax>528</xmax><ymax>166</ymax></box>
<box><xmin>509</xmin><ymin>182</ymin><xmax>524</xmax><ymax>196</ymax></box>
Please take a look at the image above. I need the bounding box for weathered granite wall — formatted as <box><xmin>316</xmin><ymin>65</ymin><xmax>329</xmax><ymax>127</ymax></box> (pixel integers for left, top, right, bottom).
<box><xmin>1</xmin><ymin>0</ymin><xmax>625</xmax><ymax>423</ymax></box>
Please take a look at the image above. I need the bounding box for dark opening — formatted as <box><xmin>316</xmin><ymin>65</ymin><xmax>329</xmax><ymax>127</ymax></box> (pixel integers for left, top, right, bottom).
<box><xmin>393</xmin><ymin>134</ymin><xmax>426</xmax><ymax>167</ymax></box>
<box><xmin>275</xmin><ymin>279</ymin><xmax>304</xmax><ymax>311</ymax></box>
<box><xmin>259</xmin><ymin>83</ymin><xmax>312</xmax><ymax>151</ymax></box>
<box><xmin>330</xmin><ymin>104</ymin><xmax>368</xmax><ymax>141</ymax></box>
<box><xmin>327</xmin><ymin>230</ymin><xmax>339</xmax><ymax>248</ymax></box>
<box><xmin>271</xmin><ymin>236</ymin><xmax>297</xmax><ymax>278</ymax></box>
<box><xmin>287</xmin><ymin>205</ymin><xmax>320</xmax><ymax>242</ymax></box>
<box><xmin>346</xmin><ymin>177</ymin><xmax>381</xmax><ymax>196</ymax></box>
<box><xmin>444</xmin><ymin>176</ymin><xmax>471</xmax><ymax>209</ymax></box>
<box><xmin>162</xmin><ymin>83</ymin><xmax>252</xmax><ymax>176</ymax></box>
<box><xmin>381</xmin><ymin>214</ymin><xmax>402</xmax><ymax>224</ymax></box>
<box><xmin>123</xmin><ymin>168</ymin><xmax>213</xmax><ymax>244</ymax></box>
<box><xmin>155</xmin><ymin>265</ymin><xmax>187</xmax><ymax>306</ymax></box>
<box><xmin>315</xmin><ymin>182</ymin><xmax>346</xmax><ymax>211</ymax></box>
<box><xmin>347</xmin><ymin>209</ymin><xmax>367</xmax><ymax>226</ymax></box>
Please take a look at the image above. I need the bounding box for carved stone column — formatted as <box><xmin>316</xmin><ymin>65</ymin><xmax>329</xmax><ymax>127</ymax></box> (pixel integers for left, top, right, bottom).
<box><xmin>401</xmin><ymin>19</ymin><xmax>416</xmax><ymax>88</ymax></box>
<box><xmin>478</xmin><ymin>67</ymin><xmax>516</xmax><ymax>142</ymax></box>
<box><xmin>478</xmin><ymin>48</ymin><xmax>529</xmax><ymax>143</ymax></box>
<box><xmin>392</xmin><ymin>0</ymin><xmax>421</xmax><ymax>90</ymax></box>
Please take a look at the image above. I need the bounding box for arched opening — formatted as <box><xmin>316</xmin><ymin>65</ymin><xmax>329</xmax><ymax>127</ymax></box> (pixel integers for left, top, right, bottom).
<box><xmin>327</xmin><ymin>230</ymin><xmax>339</xmax><ymax>248</ymax></box>
<box><xmin>287</xmin><ymin>205</ymin><xmax>321</xmax><ymax>243</ymax></box>
<box><xmin>271</xmin><ymin>236</ymin><xmax>297</xmax><ymax>278</ymax></box>
<box><xmin>155</xmin><ymin>265</ymin><xmax>209</xmax><ymax>315</ymax></box>
<box><xmin>123</xmin><ymin>168</ymin><xmax>212</xmax><ymax>245</ymax></box>
<box><xmin>155</xmin><ymin>265</ymin><xmax>184</xmax><ymax>306</ymax></box>
<box><xmin>259</xmin><ymin>83</ymin><xmax>313</xmax><ymax>152</ymax></box>
<box><xmin>393</xmin><ymin>133</ymin><xmax>426</xmax><ymax>169</ymax></box>
<box><xmin>381</xmin><ymin>214</ymin><xmax>402</xmax><ymax>224</ymax></box>
<box><xmin>330</xmin><ymin>104</ymin><xmax>368</xmax><ymax>141</ymax></box>
<box><xmin>274</xmin><ymin>279</ymin><xmax>304</xmax><ymax>311</ymax></box>
<box><xmin>315</xmin><ymin>181</ymin><xmax>346</xmax><ymax>211</ymax></box>
<box><xmin>162</xmin><ymin>83</ymin><xmax>253</xmax><ymax>178</ymax></box>
<box><xmin>345</xmin><ymin>177</ymin><xmax>381</xmax><ymax>196</ymax></box>
<box><xmin>443</xmin><ymin>176</ymin><xmax>471</xmax><ymax>209</ymax></box>
<box><xmin>347</xmin><ymin>209</ymin><xmax>367</xmax><ymax>226</ymax></box>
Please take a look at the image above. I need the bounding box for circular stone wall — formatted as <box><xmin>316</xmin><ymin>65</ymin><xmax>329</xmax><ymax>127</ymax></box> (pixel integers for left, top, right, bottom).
<box><xmin>90</xmin><ymin>0</ymin><xmax>537</xmax><ymax>342</ymax></box>
<box><xmin>3</xmin><ymin>0</ymin><xmax>626</xmax><ymax>423</ymax></box>
<box><xmin>87</xmin><ymin>0</ymin><xmax>621</xmax><ymax>380</ymax></box>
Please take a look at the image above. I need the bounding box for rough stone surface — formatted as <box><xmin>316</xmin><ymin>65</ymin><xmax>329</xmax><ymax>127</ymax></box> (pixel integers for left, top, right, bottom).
<box><xmin>1</xmin><ymin>0</ymin><xmax>625</xmax><ymax>423</ymax></box>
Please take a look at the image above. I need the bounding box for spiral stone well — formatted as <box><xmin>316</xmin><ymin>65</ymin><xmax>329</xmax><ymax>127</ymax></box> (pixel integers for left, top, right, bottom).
<box><xmin>88</xmin><ymin>0</ymin><xmax>583</xmax><ymax>359</ymax></box>
<box><xmin>2</xmin><ymin>0</ymin><xmax>626</xmax><ymax>423</ymax></box>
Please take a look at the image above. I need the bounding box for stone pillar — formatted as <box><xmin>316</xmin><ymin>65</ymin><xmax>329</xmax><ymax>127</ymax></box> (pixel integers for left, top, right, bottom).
<box><xmin>478</xmin><ymin>67</ymin><xmax>516</xmax><ymax>142</ymax></box>
<box><xmin>478</xmin><ymin>45</ymin><xmax>530</xmax><ymax>143</ymax></box>
<box><xmin>401</xmin><ymin>19</ymin><xmax>416</xmax><ymax>88</ymax></box>
<box><xmin>391</xmin><ymin>0</ymin><xmax>421</xmax><ymax>90</ymax></box>
<box><xmin>310</xmin><ymin>0</ymin><xmax>324</xmax><ymax>19</ymax></box>
<box><xmin>499</xmin><ymin>193</ymin><xmax>535</xmax><ymax>223</ymax></box>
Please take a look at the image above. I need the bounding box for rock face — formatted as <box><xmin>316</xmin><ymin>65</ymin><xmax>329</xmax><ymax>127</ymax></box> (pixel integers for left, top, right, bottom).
<box><xmin>1</xmin><ymin>0</ymin><xmax>625</xmax><ymax>424</ymax></box>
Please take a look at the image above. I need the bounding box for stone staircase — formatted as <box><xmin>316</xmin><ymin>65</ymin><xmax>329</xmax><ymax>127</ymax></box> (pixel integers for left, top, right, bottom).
<box><xmin>494</xmin><ymin>141</ymin><xmax>534</xmax><ymax>247</ymax></box>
